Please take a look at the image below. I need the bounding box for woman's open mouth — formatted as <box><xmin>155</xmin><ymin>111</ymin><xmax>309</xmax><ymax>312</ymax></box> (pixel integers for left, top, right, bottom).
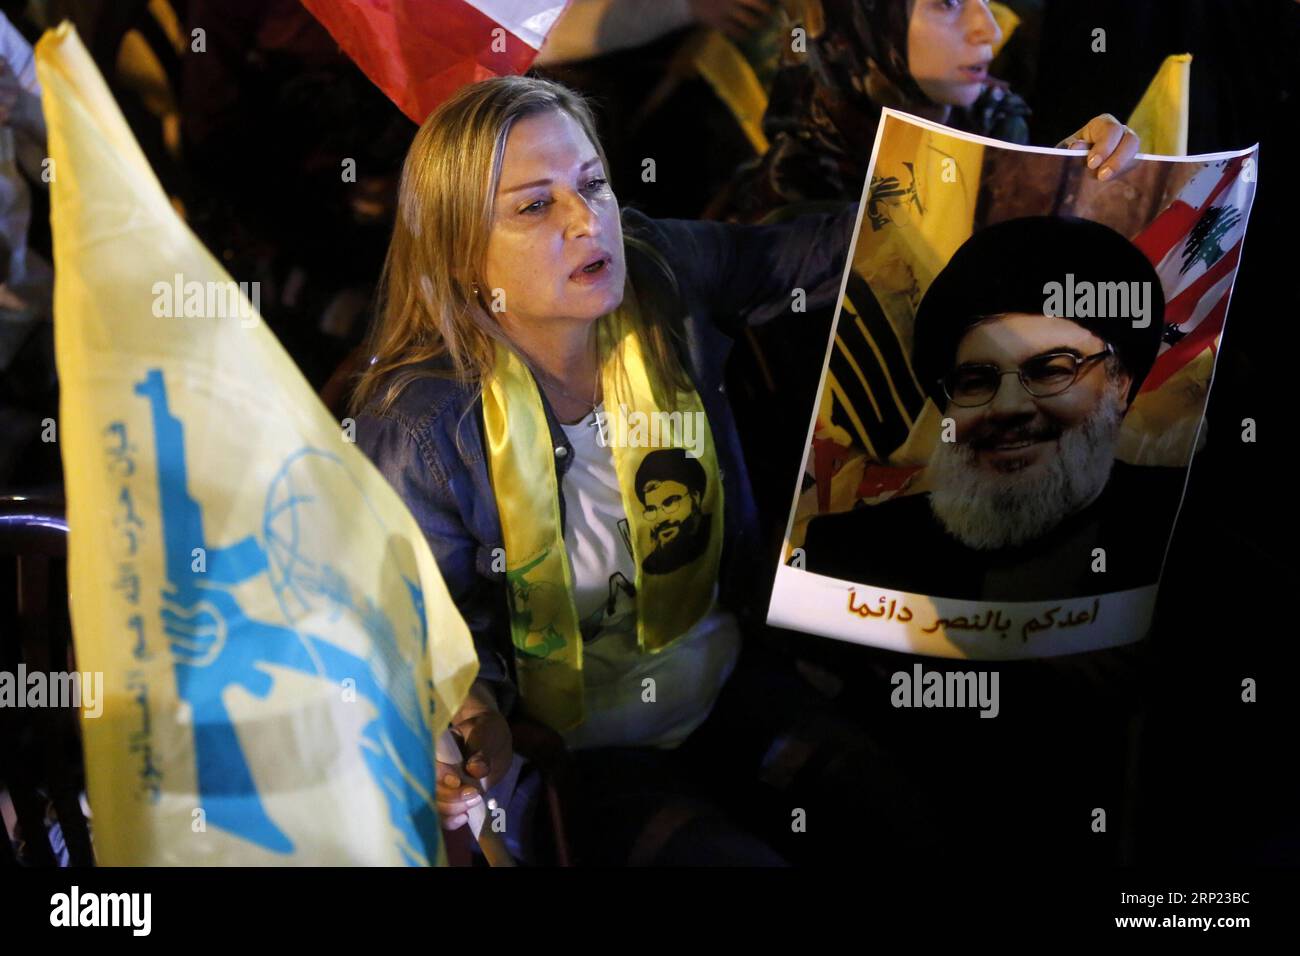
<box><xmin>570</xmin><ymin>255</ymin><xmax>613</xmax><ymax>284</ymax></box>
<box><xmin>958</xmin><ymin>63</ymin><xmax>989</xmax><ymax>83</ymax></box>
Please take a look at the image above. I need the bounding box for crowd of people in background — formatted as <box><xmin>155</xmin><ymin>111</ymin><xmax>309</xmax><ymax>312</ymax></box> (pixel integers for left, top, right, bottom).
<box><xmin>1</xmin><ymin>0</ymin><xmax>1294</xmax><ymax>492</ymax></box>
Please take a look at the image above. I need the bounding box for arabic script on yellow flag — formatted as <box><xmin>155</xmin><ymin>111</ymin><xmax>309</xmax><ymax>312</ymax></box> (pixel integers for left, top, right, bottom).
<box><xmin>38</xmin><ymin>22</ymin><xmax>477</xmax><ymax>865</ymax></box>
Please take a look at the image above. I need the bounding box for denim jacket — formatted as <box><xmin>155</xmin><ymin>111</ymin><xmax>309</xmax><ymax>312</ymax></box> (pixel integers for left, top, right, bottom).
<box><xmin>356</xmin><ymin>204</ymin><xmax>858</xmax><ymax>713</ymax></box>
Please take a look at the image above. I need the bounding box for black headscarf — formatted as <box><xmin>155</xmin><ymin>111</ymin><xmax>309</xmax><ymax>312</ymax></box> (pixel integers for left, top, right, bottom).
<box><xmin>731</xmin><ymin>0</ymin><xmax>1030</xmax><ymax>221</ymax></box>
<box><xmin>822</xmin><ymin>0</ymin><xmax>931</xmax><ymax>106</ymax></box>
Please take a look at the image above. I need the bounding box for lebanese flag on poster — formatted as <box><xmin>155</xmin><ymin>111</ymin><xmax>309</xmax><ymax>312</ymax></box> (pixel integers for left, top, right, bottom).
<box><xmin>1131</xmin><ymin>154</ymin><xmax>1255</xmax><ymax>394</ymax></box>
<box><xmin>301</xmin><ymin>0</ymin><xmax>570</xmax><ymax>123</ymax></box>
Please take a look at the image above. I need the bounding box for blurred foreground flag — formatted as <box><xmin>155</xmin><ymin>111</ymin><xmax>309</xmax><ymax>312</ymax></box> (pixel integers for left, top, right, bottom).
<box><xmin>37</xmin><ymin>23</ymin><xmax>477</xmax><ymax>865</ymax></box>
<box><xmin>301</xmin><ymin>0</ymin><xmax>569</xmax><ymax>123</ymax></box>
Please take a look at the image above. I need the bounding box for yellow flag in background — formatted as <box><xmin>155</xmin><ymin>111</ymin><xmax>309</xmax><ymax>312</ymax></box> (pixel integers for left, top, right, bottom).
<box><xmin>38</xmin><ymin>23</ymin><xmax>477</xmax><ymax>865</ymax></box>
<box><xmin>1127</xmin><ymin>53</ymin><xmax>1192</xmax><ymax>156</ymax></box>
<box><xmin>692</xmin><ymin>31</ymin><xmax>771</xmax><ymax>155</ymax></box>
<box><xmin>987</xmin><ymin>2</ymin><xmax>1020</xmax><ymax>58</ymax></box>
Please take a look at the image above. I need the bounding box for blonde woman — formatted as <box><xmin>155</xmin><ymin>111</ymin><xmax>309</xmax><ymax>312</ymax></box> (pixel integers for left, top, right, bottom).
<box><xmin>352</xmin><ymin>74</ymin><xmax>859</xmax><ymax>864</ymax></box>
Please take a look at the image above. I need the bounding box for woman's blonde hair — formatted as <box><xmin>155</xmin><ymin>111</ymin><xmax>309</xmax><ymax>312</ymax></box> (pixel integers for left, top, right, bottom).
<box><xmin>350</xmin><ymin>74</ymin><xmax>691</xmax><ymax>417</ymax></box>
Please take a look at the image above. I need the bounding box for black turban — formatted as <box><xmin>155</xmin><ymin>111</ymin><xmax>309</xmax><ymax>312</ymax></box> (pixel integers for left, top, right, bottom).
<box><xmin>634</xmin><ymin>448</ymin><xmax>707</xmax><ymax>505</ymax></box>
<box><xmin>912</xmin><ymin>216</ymin><xmax>1165</xmax><ymax>406</ymax></box>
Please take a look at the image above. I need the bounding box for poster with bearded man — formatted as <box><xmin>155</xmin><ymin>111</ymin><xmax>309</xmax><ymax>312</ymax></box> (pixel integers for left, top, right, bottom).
<box><xmin>768</xmin><ymin>109</ymin><xmax>1257</xmax><ymax>659</ymax></box>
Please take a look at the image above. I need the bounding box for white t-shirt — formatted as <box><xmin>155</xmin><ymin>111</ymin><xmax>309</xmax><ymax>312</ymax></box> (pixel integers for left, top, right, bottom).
<box><xmin>557</xmin><ymin>403</ymin><xmax>741</xmax><ymax>751</ymax></box>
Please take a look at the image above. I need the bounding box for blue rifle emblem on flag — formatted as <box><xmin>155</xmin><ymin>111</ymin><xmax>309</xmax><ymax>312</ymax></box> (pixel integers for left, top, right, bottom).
<box><xmin>135</xmin><ymin>368</ymin><xmax>440</xmax><ymax>864</ymax></box>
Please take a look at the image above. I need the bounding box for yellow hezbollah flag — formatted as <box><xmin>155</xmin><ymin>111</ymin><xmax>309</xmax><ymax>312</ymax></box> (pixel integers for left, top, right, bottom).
<box><xmin>821</xmin><ymin>114</ymin><xmax>984</xmax><ymax>465</ymax></box>
<box><xmin>38</xmin><ymin>23</ymin><xmax>477</xmax><ymax>865</ymax></box>
<box><xmin>1127</xmin><ymin>53</ymin><xmax>1192</xmax><ymax>156</ymax></box>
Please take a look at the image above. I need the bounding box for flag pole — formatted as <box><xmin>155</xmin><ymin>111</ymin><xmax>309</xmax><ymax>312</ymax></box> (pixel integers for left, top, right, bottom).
<box><xmin>436</xmin><ymin>730</ymin><xmax>517</xmax><ymax>867</ymax></box>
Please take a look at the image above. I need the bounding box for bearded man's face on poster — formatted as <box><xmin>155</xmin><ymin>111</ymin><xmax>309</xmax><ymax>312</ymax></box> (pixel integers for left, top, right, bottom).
<box><xmin>928</xmin><ymin>312</ymin><xmax>1133</xmax><ymax>551</ymax></box>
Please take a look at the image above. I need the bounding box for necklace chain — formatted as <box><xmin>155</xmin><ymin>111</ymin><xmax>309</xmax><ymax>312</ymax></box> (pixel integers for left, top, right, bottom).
<box><xmin>532</xmin><ymin>362</ymin><xmax>601</xmax><ymax>418</ymax></box>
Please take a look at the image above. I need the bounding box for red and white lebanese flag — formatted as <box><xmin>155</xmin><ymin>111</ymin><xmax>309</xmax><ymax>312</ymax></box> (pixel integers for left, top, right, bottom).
<box><xmin>301</xmin><ymin>0</ymin><xmax>570</xmax><ymax>123</ymax></box>
<box><xmin>1131</xmin><ymin>152</ymin><xmax>1257</xmax><ymax>394</ymax></box>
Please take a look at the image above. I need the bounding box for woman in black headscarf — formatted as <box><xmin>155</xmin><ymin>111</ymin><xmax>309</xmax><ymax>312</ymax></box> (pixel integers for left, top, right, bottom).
<box><xmin>730</xmin><ymin>0</ymin><xmax>1136</xmax><ymax>221</ymax></box>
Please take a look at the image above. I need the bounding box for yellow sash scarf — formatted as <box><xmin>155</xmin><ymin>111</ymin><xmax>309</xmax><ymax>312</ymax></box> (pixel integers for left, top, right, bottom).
<box><xmin>481</xmin><ymin>301</ymin><xmax>724</xmax><ymax>731</ymax></box>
